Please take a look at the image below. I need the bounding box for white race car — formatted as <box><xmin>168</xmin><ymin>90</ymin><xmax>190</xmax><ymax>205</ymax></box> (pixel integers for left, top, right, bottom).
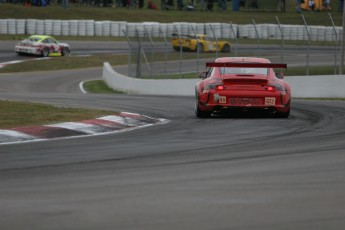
<box><xmin>15</xmin><ymin>35</ymin><xmax>70</xmax><ymax>57</ymax></box>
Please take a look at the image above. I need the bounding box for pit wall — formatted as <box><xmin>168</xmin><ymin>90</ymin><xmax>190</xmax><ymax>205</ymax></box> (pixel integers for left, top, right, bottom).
<box><xmin>103</xmin><ymin>62</ymin><xmax>345</xmax><ymax>98</ymax></box>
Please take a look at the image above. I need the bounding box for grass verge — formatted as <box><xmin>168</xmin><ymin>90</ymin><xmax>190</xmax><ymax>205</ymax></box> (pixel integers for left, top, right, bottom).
<box><xmin>0</xmin><ymin>52</ymin><xmax>231</xmax><ymax>73</ymax></box>
<box><xmin>83</xmin><ymin>79</ymin><xmax>125</xmax><ymax>94</ymax></box>
<box><xmin>0</xmin><ymin>54</ymin><xmax>129</xmax><ymax>73</ymax></box>
<box><xmin>0</xmin><ymin>100</ymin><xmax>116</xmax><ymax>129</ymax></box>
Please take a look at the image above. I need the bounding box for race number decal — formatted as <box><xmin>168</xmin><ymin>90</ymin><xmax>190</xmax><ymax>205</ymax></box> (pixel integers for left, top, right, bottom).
<box><xmin>265</xmin><ymin>97</ymin><xmax>276</xmax><ymax>106</ymax></box>
<box><xmin>219</xmin><ymin>96</ymin><xmax>226</xmax><ymax>104</ymax></box>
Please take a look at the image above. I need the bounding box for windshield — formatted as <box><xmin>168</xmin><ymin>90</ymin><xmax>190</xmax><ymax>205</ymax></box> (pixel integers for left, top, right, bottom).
<box><xmin>219</xmin><ymin>67</ymin><xmax>268</xmax><ymax>75</ymax></box>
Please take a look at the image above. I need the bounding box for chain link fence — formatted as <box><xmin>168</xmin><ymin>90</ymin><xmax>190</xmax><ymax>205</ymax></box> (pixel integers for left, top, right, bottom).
<box><xmin>0</xmin><ymin>15</ymin><xmax>342</xmax><ymax>76</ymax></box>
<box><xmin>122</xmin><ymin>14</ymin><xmax>342</xmax><ymax>78</ymax></box>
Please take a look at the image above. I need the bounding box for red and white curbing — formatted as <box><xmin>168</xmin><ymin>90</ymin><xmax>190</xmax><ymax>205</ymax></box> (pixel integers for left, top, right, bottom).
<box><xmin>0</xmin><ymin>112</ymin><xmax>169</xmax><ymax>145</ymax></box>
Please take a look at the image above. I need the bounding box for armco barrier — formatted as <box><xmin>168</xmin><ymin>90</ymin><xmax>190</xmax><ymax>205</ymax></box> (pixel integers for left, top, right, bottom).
<box><xmin>102</xmin><ymin>62</ymin><xmax>345</xmax><ymax>98</ymax></box>
<box><xmin>0</xmin><ymin>19</ymin><xmax>342</xmax><ymax>42</ymax></box>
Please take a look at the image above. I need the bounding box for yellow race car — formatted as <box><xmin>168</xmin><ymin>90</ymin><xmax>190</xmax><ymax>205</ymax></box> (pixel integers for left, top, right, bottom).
<box><xmin>171</xmin><ymin>33</ymin><xmax>231</xmax><ymax>53</ymax></box>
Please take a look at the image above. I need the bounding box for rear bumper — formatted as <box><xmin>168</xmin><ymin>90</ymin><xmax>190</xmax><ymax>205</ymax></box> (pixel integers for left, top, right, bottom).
<box><xmin>197</xmin><ymin>91</ymin><xmax>290</xmax><ymax>114</ymax></box>
<box><xmin>15</xmin><ymin>46</ymin><xmax>41</xmax><ymax>55</ymax></box>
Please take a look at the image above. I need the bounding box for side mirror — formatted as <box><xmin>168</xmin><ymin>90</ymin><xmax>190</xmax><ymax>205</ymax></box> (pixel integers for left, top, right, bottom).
<box><xmin>198</xmin><ymin>71</ymin><xmax>208</xmax><ymax>79</ymax></box>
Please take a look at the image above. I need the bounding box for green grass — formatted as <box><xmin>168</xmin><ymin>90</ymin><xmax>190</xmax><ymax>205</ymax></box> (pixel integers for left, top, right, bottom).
<box><xmin>0</xmin><ymin>2</ymin><xmax>342</xmax><ymax>26</ymax></box>
<box><xmin>0</xmin><ymin>100</ymin><xmax>116</xmax><ymax>128</ymax></box>
<box><xmin>83</xmin><ymin>79</ymin><xmax>125</xmax><ymax>93</ymax></box>
<box><xmin>0</xmin><ymin>54</ymin><xmax>129</xmax><ymax>73</ymax></box>
<box><xmin>0</xmin><ymin>52</ymin><xmax>233</xmax><ymax>73</ymax></box>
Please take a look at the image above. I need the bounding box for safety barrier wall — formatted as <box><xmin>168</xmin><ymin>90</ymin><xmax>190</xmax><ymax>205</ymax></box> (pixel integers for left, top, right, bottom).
<box><xmin>102</xmin><ymin>62</ymin><xmax>345</xmax><ymax>98</ymax></box>
<box><xmin>102</xmin><ymin>62</ymin><xmax>200</xmax><ymax>96</ymax></box>
<box><xmin>0</xmin><ymin>19</ymin><xmax>342</xmax><ymax>42</ymax></box>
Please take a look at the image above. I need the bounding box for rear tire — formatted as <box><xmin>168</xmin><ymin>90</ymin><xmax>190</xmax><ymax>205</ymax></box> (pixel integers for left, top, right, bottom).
<box><xmin>173</xmin><ymin>46</ymin><xmax>180</xmax><ymax>51</ymax></box>
<box><xmin>221</xmin><ymin>44</ymin><xmax>230</xmax><ymax>53</ymax></box>
<box><xmin>61</xmin><ymin>47</ymin><xmax>70</xmax><ymax>56</ymax></box>
<box><xmin>276</xmin><ymin>108</ymin><xmax>290</xmax><ymax>118</ymax></box>
<box><xmin>41</xmin><ymin>48</ymin><xmax>49</xmax><ymax>57</ymax></box>
<box><xmin>196</xmin><ymin>43</ymin><xmax>204</xmax><ymax>53</ymax></box>
<box><xmin>195</xmin><ymin>101</ymin><xmax>211</xmax><ymax>118</ymax></box>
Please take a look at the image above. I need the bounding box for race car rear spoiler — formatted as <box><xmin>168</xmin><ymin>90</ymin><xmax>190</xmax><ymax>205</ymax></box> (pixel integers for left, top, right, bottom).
<box><xmin>206</xmin><ymin>62</ymin><xmax>287</xmax><ymax>69</ymax></box>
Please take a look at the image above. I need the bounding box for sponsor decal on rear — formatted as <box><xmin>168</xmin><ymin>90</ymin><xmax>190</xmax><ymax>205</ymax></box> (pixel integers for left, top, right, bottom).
<box><xmin>265</xmin><ymin>97</ymin><xmax>276</xmax><ymax>106</ymax></box>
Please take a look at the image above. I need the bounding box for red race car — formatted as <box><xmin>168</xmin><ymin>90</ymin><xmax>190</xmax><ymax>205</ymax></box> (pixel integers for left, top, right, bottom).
<box><xmin>195</xmin><ymin>57</ymin><xmax>291</xmax><ymax>118</ymax></box>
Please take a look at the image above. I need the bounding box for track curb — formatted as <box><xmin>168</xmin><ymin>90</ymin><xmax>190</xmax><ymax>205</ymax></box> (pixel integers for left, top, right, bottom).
<box><xmin>0</xmin><ymin>112</ymin><xmax>169</xmax><ymax>145</ymax></box>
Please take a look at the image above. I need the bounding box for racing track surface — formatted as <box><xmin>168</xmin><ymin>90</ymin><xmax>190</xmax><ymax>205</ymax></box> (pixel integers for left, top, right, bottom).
<box><xmin>1</xmin><ymin>50</ymin><xmax>345</xmax><ymax>230</ymax></box>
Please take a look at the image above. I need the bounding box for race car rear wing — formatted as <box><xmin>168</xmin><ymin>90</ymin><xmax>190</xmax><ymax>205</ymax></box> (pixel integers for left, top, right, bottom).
<box><xmin>206</xmin><ymin>62</ymin><xmax>287</xmax><ymax>69</ymax></box>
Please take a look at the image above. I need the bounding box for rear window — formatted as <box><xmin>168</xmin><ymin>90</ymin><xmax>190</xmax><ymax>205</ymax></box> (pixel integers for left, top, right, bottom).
<box><xmin>219</xmin><ymin>67</ymin><xmax>268</xmax><ymax>75</ymax></box>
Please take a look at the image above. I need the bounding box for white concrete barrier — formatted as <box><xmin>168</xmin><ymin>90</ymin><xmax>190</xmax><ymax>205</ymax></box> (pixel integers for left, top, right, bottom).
<box><xmin>102</xmin><ymin>21</ymin><xmax>111</xmax><ymax>36</ymax></box>
<box><xmin>102</xmin><ymin>62</ymin><xmax>200</xmax><ymax>96</ymax></box>
<box><xmin>69</xmin><ymin>20</ymin><xmax>78</xmax><ymax>36</ymax></box>
<box><xmin>78</xmin><ymin>20</ymin><xmax>87</xmax><ymax>36</ymax></box>
<box><xmin>52</xmin><ymin>20</ymin><xmax>62</xmax><ymax>36</ymax></box>
<box><xmin>86</xmin><ymin>20</ymin><xmax>95</xmax><ymax>36</ymax></box>
<box><xmin>61</xmin><ymin>20</ymin><xmax>69</xmax><ymax>36</ymax></box>
<box><xmin>36</xmin><ymin>19</ymin><xmax>45</xmax><ymax>35</ymax></box>
<box><xmin>0</xmin><ymin>19</ymin><xmax>341</xmax><ymax>42</ymax></box>
<box><xmin>7</xmin><ymin>19</ymin><xmax>16</xmax><ymax>35</ymax></box>
<box><xmin>0</xmin><ymin>19</ymin><xmax>8</xmax><ymax>34</ymax></box>
<box><xmin>44</xmin><ymin>19</ymin><xmax>53</xmax><ymax>35</ymax></box>
<box><xmin>16</xmin><ymin>19</ymin><xmax>26</xmax><ymax>35</ymax></box>
<box><xmin>103</xmin><ymin>62</ymin><xmax>345</xmax><ymax>98</ymax></box>
<box><xmin>285</xmin><ymin>75</ymin><xmax>345</xmax><ymax>98</ymax></box>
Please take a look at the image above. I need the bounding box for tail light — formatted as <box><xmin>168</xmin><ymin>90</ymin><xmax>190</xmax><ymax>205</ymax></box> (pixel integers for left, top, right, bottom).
<box><xmin>267</xmin><ymin>86</ymin><xmax>274</xmax><ymax>91</ymax></box>
<box><xmin>203</xmin><ymin>80</ymin><xmax>224</xmax><ymax>91</ymax></box>
<box><xmin>267</xmin><ymin>84</ymin><xmax>284</xmax><ymax>91</ymax></box>
<box><xmin>205</xmin><ymin>83</ymin><xmax>224</xmax><ymax>90</ymax></box>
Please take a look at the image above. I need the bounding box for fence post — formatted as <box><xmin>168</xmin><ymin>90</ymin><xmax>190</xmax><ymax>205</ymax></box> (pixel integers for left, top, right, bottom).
<box><xmin>252</xmin><ymin>19</ymin><xmax>260</xmax><ymax>51</ymax></box>
<box><xmin>301</xmin><ymin>14</ymin><xmax>310</xmax><ymax>76</ymax></box>
<box><xmin>159</xmin><ymin>27</ymin><xmax>168</xmax><ymax>75</ymax></box>
<box><xmin>173</xmin><ymin>25</ymin><xmax>183</xmax><ymax>75</ymax></box>
<box><xmin>123</xmin><ymin>29</ymin><xmax>132</xmax><ymax>78</ymax></box>
<box><xmin>341</xmin><ymin>1</ymin><xmax>345</xmax><ymax>75</ymax></box>
<box><xmin>136</xmin><ymin>29</ymin><xmax>142</xmax><ymax>78</ymax></box>
<box><xmin>275</xmin><ymin>16</ymin><xmax>285</xmax><ymax>64</ymax></box>
<box><xmin>191</xmin><ymin>26</ymin><xmax>200</xmax><ymax>73</ymax></box>
<box><xmin>229</xmin><ymin>22</ymin><xmax>238</xmax><ymax>57</ymax></box>
<box><xmin>328</xmin><ymin>13</ymin><xmax>339</xmax><ymax>75</ymax></box>
<box><xmin>144</xmin><ymin>28</ymin><xmax>154</xmax><ymax>78</ymax></box>
<box><xmin>209</xmin><ymin>24</ymin><xmax>219</xmax><ymax>59</ymax></box>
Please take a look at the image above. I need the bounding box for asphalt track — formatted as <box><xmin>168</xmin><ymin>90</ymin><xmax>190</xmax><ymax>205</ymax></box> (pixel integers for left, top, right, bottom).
<box><xmin>0</xmin><ymin>43</ymin><xmax>345</xmax><ymax>230</ymax></box>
